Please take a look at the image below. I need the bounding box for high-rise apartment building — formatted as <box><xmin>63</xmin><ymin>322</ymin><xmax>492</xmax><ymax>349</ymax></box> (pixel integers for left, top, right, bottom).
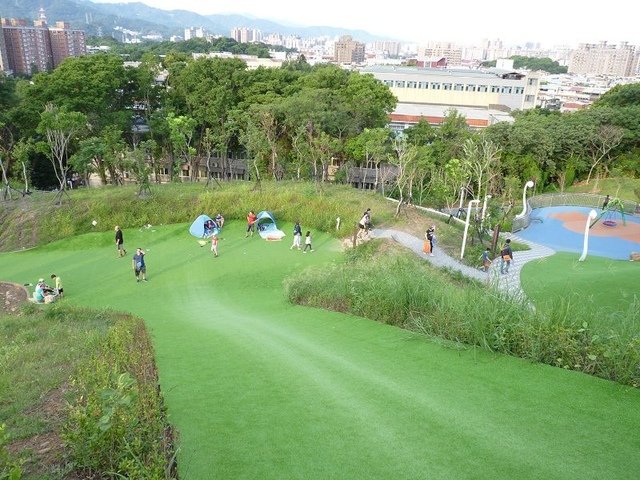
<box><xmin>184</xmin><ymin>27</ymin><xmax>205</xmax><ymax>41</ymax></box>
<box><xmin>568</xmin><ymin>41</ymin><xmax>639</xmax><ymax>76</ymax></box>
<box><xmin>231</xmin><ymin>27</ymin><xmax>262</xmax><ymax>44</ymax></box>
<box><xmin>370</xmin><ymin>41</ymin><xmax>401</xmax><ymax>58</ymax></box>
<box><xmin>49</xmin><ymin>21</ymin><xmax>86</xmax><ymax>68</ymax></box>
<box><xmin>418</xmin><ymin>42</ymin><xmax>463</xmax><ymax>66</ymax></box>
<box><xmin>335</xmin><ymin>35</ymin><xmax>365</xmax><ymax>64</ymax></box>
<box><xmin>0</xmin><ymin>10</ymin><xmax>85</xmax><ymax>75</ymax></box>
<box><xmin>0</xmin><ymin>26</ymin><xmax>8</xmax><ymax>72</ymax></box>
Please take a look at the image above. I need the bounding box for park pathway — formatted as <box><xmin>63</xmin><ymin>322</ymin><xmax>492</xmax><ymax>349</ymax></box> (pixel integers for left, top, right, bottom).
<box><xmin>372</xmin><ymin>228</ymin><xmax>556</xmax><ymax>299</ymax></box>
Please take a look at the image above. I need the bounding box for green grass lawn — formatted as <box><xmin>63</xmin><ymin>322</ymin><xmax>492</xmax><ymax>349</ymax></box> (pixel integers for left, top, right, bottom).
<box><xmin>568</xmin><ymin>177</ymin><xmax>640</xmax><ymax>202</ymax></box>
<box><xmin>521</xmin><ymin>252</ymin><xmax>640</xmax><ymax>332</ymax></box>
<box><xmin>2</xmin><ymin>222</ymin><xmax>640</xmax><ymax>479</ymax></box>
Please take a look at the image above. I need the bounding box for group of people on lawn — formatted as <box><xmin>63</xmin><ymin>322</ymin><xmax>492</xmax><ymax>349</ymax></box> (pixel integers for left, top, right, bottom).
<box><xmin>32</xmin><ymin>207</ymin><xmax>515</xmax><ymax>301</ymax></box>
<box><xmin>32</xmin><ymin>274</ymin><xmax>63</xmax><ymax>303</ymax></box>
<box><xmin>115</xmin><ymin>225</ymin><xmax>148</xmax><ymax>282</ymax></box>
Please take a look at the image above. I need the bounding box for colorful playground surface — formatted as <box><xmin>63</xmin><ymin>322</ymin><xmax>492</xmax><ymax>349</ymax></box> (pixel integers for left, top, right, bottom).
<box><xmin>517</xmin><ymin>205</ymin><xmax>640</xmax><ymax>260</ymax></box>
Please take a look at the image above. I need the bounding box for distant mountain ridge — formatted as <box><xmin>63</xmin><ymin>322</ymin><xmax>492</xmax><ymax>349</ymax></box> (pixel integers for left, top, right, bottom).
<box><xmin>0</xmin><ymin>0</ymin><xmax>387</xmax><ymax>42</ymax></box>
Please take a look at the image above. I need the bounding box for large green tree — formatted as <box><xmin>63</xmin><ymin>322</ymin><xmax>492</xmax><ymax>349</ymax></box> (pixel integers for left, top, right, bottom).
<box><xmin>27</xmin><ymin>54</ymin><xmax>131</xmax><ymax>134</ymax></box>
<box><xmin>36</xmin><ymin>104</ymin><xmax>87</xmax><ymax>201</ymax></box>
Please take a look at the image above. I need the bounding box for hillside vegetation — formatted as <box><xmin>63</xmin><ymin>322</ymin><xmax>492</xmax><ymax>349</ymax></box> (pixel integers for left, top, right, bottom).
<box><xmin>0</xmin><ymin>182</ymin><xmax>396</xmax><ymax>252</ymax></box>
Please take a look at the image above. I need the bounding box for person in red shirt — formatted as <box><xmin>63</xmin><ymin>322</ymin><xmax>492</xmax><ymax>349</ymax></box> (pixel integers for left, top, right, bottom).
<box><xmin>246</xmin><ymin>211</ymin><xmax>257</xmax><ymax>237</ymax></box>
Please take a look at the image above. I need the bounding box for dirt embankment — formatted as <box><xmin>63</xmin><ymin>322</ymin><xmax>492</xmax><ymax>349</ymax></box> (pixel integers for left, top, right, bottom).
<box><xmin>0</xmin><ymin>282</ymin><xmax>29</xmax><ymax>314</ymax></box>
<box><xmin>0</xmin><ymin>197</ymin><xmax>41</xmax><ymax>252</ymax></box>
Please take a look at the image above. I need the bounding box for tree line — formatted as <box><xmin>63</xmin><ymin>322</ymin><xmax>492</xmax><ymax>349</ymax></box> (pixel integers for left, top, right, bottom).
<box><xmin>482</xmin><ymin>56</ymin><xmax>568</xmax><ymax>74</ymax></box>
<box><xmin>0</xmin><ymin>52</ymin><xmax>638</xmax><ymax>207</ymax></box>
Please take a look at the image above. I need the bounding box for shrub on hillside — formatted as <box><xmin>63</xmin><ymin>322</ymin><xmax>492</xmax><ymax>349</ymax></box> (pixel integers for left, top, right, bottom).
<box><xmin>285</xmin><ymin>241</ymin><xmax>640</xmax><ymax>387</ymax></box>
<box><xmin>63</xmin><ymin>316</ymin><xmax>176</xmax><ymax>478</ymax></box>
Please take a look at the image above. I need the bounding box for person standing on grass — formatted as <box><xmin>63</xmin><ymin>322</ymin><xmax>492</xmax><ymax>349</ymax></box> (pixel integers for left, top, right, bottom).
<box><xmin>425</xmin><ymin>225</ymin><xmax>436</xmax><ymax>257</ymax></box>
<box><xmin>500</xmin><ymin>239</ymin><xmax>513</xmax><ymax>274</ymax></box>
<box><xmin>50</xmin><ymin>273</ymin><xmax>63</xmax><ymax>297</ymax></box>
<box><xmin>115</xmin><ymin>226</ymin><xmax>126</xmax><ymax>257</ymax></box>
<box><xmin>291</xmin><ymin>220</ymin><xmax>302</xmax><ymax>250</ymax></box>
<box><xmin>303</xmin><ymin>231</ymin><xmax>314</xmax><ymax>253</ymax></box>
<box><xmin>480</xmin><ymin>248</ymin><xmax>491</xmax><ymax>272</ymax></box>
<box><xmin>246</xmin><ymin>211</ymin><xmax>257</xmax><ymax>237</ymax></box>
<box><xmin>132</xmin><ymin>248</ymin><xmax>147</xmax><ymax>282</ymax></box>
<box><xmin>211</xmin><ymin>234</ymin><xmax>219</xmax><ymax>257</ymax></box>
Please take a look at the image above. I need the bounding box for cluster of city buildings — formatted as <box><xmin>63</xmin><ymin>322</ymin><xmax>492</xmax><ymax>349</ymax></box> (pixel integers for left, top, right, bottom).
<box><xmin>2</xmin><ymin>10</ymin><xmax>638</xmax><ymax>133</ymax></box>
<box><xmin>0</xmin><ymin>8</ymin><xmax>86</xmax><ymax>75</ymax></box>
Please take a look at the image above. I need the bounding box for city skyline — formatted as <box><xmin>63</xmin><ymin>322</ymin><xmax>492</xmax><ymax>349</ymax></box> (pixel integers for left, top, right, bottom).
<box><xmin>92</xmin><ymin>0</ymin><xmax>639</xmax><ymax>47</ymax></box>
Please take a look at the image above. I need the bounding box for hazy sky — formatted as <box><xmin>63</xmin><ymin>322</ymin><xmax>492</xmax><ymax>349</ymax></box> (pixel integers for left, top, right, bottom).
<box><xmin>93</xmin><ymin>0</ymin><xmax>637</xmax><ymax>47</ymax></box>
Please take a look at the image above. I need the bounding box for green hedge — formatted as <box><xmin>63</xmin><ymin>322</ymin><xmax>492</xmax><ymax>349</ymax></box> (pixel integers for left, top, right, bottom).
<box><xmin>285</xmin><ymin>241</ymin><xmax>640</xmax><ymax>387</ymax></box>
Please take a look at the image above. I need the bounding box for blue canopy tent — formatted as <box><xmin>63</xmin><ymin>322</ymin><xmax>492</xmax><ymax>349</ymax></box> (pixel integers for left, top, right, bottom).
<box><xmin>189</xmin><ymin>214</ymin><xmax>219</xmax><ymax>239</ymax></box>
<box><xmin>256</xmin><ymin>211</ymin><xmax>286</xmax><ymax>241</ymax></box>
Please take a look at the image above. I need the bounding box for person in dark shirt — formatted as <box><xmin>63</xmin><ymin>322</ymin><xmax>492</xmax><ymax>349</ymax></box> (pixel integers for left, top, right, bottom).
<box><xmin>500</xmin><ymin>239</ymin><xmax>513</xmax><ymax>274</ymax></box>
<box><xmin>291</xmin><ymin>221</ymin><xmax>302</xmax><ymax>250</ymax></box>
<box><xmin>115</xmin><ymin>226</ymin><xmax>126</xmax><ymax>258</ymax></box>
<box><xmin>425</xmin><ymin>225</ymin><xmax>436</xmax><ymax>257</ymax></box>
<box><xmin>602</xmin><ymin>194</ymin><xmax>610</xmax><ymax>209</ymax></box>
<box><xmin>132</xmin><ymin>248</ymin><xmax>147</xmax><ymax>282</ymax></box>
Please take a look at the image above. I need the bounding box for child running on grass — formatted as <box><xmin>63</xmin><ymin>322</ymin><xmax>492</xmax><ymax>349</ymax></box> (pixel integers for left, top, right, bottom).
<box><xmin>303</xmin><ymin>231</ymin><xmax>314</xmax><ymax>253</ymax></box>
<box><xmin>211</xmin><ymin>234</ymin><xmax>219</xmax><ymax>257</ymax></box>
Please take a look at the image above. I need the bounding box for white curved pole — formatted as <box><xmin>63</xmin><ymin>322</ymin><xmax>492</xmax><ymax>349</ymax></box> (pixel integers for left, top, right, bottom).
<box><xmin>480</xmin><ymin>194</ymin><xmax>492</xmax><ymax>231</ymax></box>
<box><xmin>579</xmin><ymin>209</ymin><xmax>598</xmax><ymax>262</ymax></box>
<box><xmin>515</xmin><ymin>181</ymin><xmax>534</xmax><ymax>219</ymax></box>
<box><xmin>461</xmin><ymin>199</ymin><xmax>480</xmax><ymax>259</ymax></box>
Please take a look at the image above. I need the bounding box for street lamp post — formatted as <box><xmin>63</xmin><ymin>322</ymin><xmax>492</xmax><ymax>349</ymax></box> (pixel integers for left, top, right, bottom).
<box><xmin>461</xmin><ymin>199</ymin><xmax>480</xmax><ymax>259</ymax></box>
<box><xmin>515</xmin><ymin>181</ymin><xmax>534</xmax><ymax>219</ymax></box>
<box><xmin>579</xmin><ymin>210</ymin><xmax>598</xmax><ymax>262</ymax></box>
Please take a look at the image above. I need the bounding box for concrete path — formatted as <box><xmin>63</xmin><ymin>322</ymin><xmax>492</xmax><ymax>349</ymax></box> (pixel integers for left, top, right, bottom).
<box><xmin>372</xmin><ymin>228</ymin><xmax>556</xmax><ymax>299</ymax></box>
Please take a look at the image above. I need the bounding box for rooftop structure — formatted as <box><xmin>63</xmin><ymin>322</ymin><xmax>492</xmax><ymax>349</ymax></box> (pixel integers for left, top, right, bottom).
<box><xmin>361</xmin><ymin>66</ymin><xmax>540</xmax><ymax>112</ymax></box>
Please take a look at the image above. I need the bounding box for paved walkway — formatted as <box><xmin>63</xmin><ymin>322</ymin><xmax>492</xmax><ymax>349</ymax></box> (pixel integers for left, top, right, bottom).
<box><xmin>372</xmin><ymin>228</ymin><xmax>556</xmax><ymax>299</ymax></box>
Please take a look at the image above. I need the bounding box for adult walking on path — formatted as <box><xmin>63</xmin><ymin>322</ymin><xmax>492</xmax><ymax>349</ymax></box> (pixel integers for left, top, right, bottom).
<box><xmin>500</xmin><ymin>239</ymin><xmax>513</xmax><ymax>275</ymax></box>
<box><xmin>115</xmin><ymin>226</ymin><xmax>126</xmax><ymax>258</ymax></box>
<box><xmin>372</xmin><ymin>228</ymin><xmax>555</xmax><ymax>300</ymax></box>
<box><xmin>358</xmin><ymin>208</ymin><xmax>372</xmax><ymax>238</ymax></box>
<box><xmin>425</xmin><ymin>225</ymin><xmax>436</xmax><ymax>257</ymax></box>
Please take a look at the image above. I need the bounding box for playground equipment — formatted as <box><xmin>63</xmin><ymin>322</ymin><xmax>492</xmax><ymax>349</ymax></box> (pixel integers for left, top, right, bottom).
<box><xmin>590</xmin><ymin>198</ymin><xmax>626</xmax><ymax>228</ymax></box>
<box><xmin>255</xmin><ymin>211</ymin><xmax>286</xmax><ymax>241</ymax></box>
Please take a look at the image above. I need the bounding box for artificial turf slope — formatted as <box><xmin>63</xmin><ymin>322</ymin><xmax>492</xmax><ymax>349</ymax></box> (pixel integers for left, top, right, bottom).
<box><xmin>521</xmin><ymin>252</ymin><xmax>639</xmax><ymax>317</ymax></box>
<box><xmin>2</xmin><ymin>222</ymin><xmax>640</xmax><ymax>479</ymax></box>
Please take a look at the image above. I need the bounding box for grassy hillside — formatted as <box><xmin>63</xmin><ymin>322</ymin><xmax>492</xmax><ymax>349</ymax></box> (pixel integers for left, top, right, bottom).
<box><xmin>2</xmin><ymin>221</ymin><xmax>640</xmax><ymax>478</ymax></box>
<box><xmin>0</xmin><ymin>181</ymin><xmax>396</xmax><ymax>252</ymax></box>
<box><xmin>568</xmin><ymin>177</ymin><xmax>640</xmax><ymax>202</ymax></box>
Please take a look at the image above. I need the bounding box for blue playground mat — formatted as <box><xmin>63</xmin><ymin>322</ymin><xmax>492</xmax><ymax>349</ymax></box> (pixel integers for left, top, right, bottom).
<box><xmin>518</xmin><ymin>206</ymin><xmax>640</xmax><ymax>260</ymax></box>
